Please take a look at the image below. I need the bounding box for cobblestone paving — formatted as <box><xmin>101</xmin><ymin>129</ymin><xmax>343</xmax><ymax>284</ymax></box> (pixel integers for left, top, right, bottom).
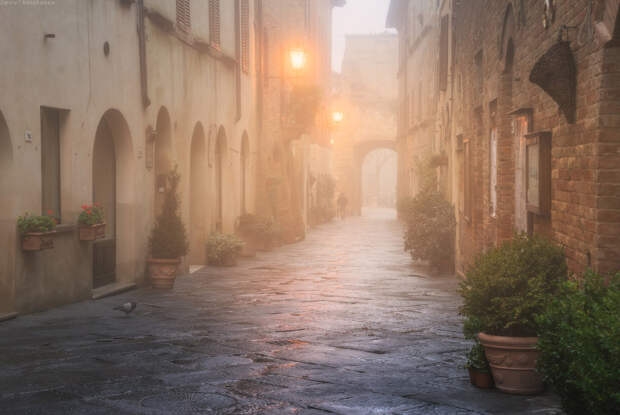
<box><xmin>0</xmin><ymin>209</ymin><xmax>562</xmax><ymax>414</ymax></box>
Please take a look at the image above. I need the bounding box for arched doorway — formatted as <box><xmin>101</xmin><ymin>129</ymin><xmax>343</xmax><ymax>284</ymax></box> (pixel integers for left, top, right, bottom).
<box><xmin>215</xmin><ymin>127</ymin><xmax>227</xmax><ymax>231</ymax></box>
<box><xmin>240</xmin><ymin>132</ymin><xmax>249</xmax><ymax>214</ymax></box>
<box><xmin>189</xmin><ymin>123</ymin><xmax>207</xmax><ymax>265</ymax></box>
<box><xmin>92</xmin><ymin>109</ymin><xmax>135</xmax><ymax>289</ymax></box>
<box><xmin>362</xmin><ymin>148</ymin><xmax>398</xmax><ymax>210</ymax></box>
<box><xmin>0</xmin><ymin>110</ymin><xmax>14</xmax><ymax>313</ymax></box>
<box><xmin>154</xmin><ymin>107</ymin><xmax>173</xmax><ymax>214</ymax></box>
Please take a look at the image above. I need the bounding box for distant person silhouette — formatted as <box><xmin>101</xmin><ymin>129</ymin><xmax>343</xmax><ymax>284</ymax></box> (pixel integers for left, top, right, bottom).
<box><xmin>337</xmin><ymin>193</ymin><xmax>348</xmax><ymax>219</ymax></box>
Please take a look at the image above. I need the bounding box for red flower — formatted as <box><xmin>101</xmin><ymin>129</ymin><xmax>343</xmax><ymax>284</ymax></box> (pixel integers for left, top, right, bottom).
<box><xmin>87</xmin><ymin>210</ymin><xmax>92</xmax><ymax>214</ymax></box>
<box><xmin>81</xmin><ymin>204</ymin><xmax>88</xmax><ymax>210</ymax></box>
<box><xmin>47</xmin><ymin>210</ymin><xmax>53</xmax><ymax>215</ymax></box>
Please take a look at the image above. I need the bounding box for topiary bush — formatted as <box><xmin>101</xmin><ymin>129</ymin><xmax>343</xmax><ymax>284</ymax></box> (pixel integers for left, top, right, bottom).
<box><xmin>403</xmin><ymin>189</ymin><xmax>455</xmax><ymax>270</ymax></box>
<box><xmin>536</xmin><ymin>270</ymin><xmax>620</xmax><ymax>415</ymax></box>
<box><xmin>149</xmin><ymin>166</ymin><xmax>189</xmax><ymax>259</ymax></box>
<box><xmin>459</xmin><ymin>233</ymin><xmax>568</xmax><ymax>337</ymax></box>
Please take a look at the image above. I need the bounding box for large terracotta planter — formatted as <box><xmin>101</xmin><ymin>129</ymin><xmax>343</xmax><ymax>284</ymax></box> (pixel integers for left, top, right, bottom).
<box><xmin>22</xmin><ymin>231</ymin><xmax>56</xmax><ymax>251</ymax></box>
<box><xmin>148</xmin><ymin>258</ymin><xmax>181</xmax><ymax>289</ymax></box>
<box><xmin>468</xmin><ymin>367</ymin><xmax>494</xmax><ymax>389</ymax></box>
<box><xmin>478</xmin><ymin>332</ymin><xmax>543</xmax><ymax>395</ymax></box>
<box><xmin>79</xmin><ymin>223</ymin><xmax>106</xmax><ymax>241</ymax></box>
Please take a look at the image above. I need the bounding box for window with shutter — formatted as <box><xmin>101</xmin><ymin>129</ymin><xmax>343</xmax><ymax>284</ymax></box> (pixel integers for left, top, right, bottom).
<box><xmin>209</xmin><ymin>0</ymin><xmax>221</xmax><ymax>48</ymax></box>
<box><xmin>439</xmin><ymin>15</ymin><xmax>449</xmax><ymax>91</ymax></box>
<box><xmin>241</xmin><ymin>0</ymin><xmax>249</xmax><ymax>72</ymax></box>
<box><xmin>176</xmin><ymin>0</ymin><xmax>191</xmax><ymax>33</ymax></box>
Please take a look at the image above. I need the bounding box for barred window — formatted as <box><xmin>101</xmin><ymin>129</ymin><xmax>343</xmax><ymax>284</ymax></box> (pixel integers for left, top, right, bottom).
<box><xmin>176</xmin><ymin>0</ymin><xmax>191</xmax><ymax>33</ymax></box>
<box><xmin>209</xmin><ymin>0</ymin><xmax>221</xmax><ymax>48</ymax></box>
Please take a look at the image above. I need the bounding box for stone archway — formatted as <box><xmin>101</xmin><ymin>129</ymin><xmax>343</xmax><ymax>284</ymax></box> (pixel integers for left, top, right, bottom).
<box><xmin>92</xmin><ymin>109</ymin><xmax>135</xmax><ymax>289</ymax></box>
<box><xmin>351</xmin><ymin>139</ymin><xmax>397</xmax><ymax>215</ymax></box>
<box><xmin>0</xmin><ymin>110</ymin><xmax>14</xmax><ymax>313</ymax></box>
<box><xmin>154</xmin><ymin>106</ymin><xmax>173</xmax><ymax>215</ymax></box>
<box><xmin>189</xmin><ymin>123</ymin><xmax>207</xmax><ymax>265</ymax></box>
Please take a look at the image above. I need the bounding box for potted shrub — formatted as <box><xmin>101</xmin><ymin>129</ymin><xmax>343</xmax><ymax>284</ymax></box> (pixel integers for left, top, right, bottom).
<box><xmin>18</xmin><ymin>212</ymin><xmax>57</xmax><ymax>251</ymax></box>
<box><xmin>147</xmin><ymin>167</ymin><xmax>188</xmax><ymax>289</ymax></box>
<box><xmin>459</xmin><ymin>233</ymin><xmax>568</xmax><ymax>395</ymax></box>
<box><xmin>78</xmin><ymin>203</ymin><xmax>105</xmax><ymax>241</ymax></box>
<box><xmin>465</xmin><ymin>342</ymin><xmax>494</xmax><ymax>389</ymax></box>
<box><xmin>206</xmin><ymin>233</ymin><xmax>244</xmax><ymax>266</ymax></box>
<box><xmin>536</xmin><ymin>270</ymin><xmax>620</xmax><ymax>414</ymax></box>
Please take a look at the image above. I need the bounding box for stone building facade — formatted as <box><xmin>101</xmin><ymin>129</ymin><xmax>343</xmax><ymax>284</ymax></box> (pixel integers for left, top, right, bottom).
<box><xmin>0</xmin><ymin>0</ymin><xmax>264</xmax><ymax>318</ymax></box>
<box><xmin>388</xmin><ymin>0</ymin><xmax>620</xmax><ymax>275</ymax></box>
<box><xmin>331</xmin><ymin>33</ymin><xmax>398</xmax><ymax>215</ymax></box>
<box><xmin>256</xmin><ymin>0</ymin><xmax>342</xmax><ymax>239</ymax></box>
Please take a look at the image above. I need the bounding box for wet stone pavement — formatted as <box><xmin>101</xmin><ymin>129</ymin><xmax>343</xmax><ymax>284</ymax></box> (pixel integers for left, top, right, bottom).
<box><xmin>0</xmin><ymin>209</ymin><xmax>562</xmax><ymax>415</ymax></box>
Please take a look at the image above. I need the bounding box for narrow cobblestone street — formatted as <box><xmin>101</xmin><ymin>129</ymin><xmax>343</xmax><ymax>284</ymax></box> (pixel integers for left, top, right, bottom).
<box><xmin>0</xmin><ymin>209</ymin><xmax>561</xmax><ymax>414</ymax></box>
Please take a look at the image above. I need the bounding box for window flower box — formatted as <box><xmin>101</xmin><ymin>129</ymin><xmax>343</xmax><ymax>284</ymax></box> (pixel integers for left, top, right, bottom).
<box><xmin>78</xmin><ymin>204</ymin><xmax>105</xmax><ymax>241</ymax></box>
<box><xmin>18</xmin><ymin>212</ymin><xmax>57</xmax><ymax>252</ymax></box>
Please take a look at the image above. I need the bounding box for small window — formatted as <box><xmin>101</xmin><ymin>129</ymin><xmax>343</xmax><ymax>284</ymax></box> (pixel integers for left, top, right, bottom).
<box><xmin>41</xmin><ymin>107</ymin><xmax>65</xmax><ymax>222</ymax></box>
<box><xmin>209</xmin><ymin>0</ymin><xmax>221</xmax><ymax>48</ymax></box>
<box><xmin>526</xmin><ymin>131</ymin><xmax>551</xmax><ymax>216</ymax></box>
<box><xmin>241</xmin><ymin>0</ymin><xmax>250</xmax><ymax>73</ymax></box>
<box><xmin>463</xmin><ymin>138</ymin><xmax>472</xmax><ymax>222</ymax></box>
<box><xmin>438</xmin><ymin>15</ymin><xmax>449</xmax><ymax>91</ymax></box>
<box><xmin>176</xmin><ymin>0</ymin><xmax>191</xmax><ymax>33</ymax></box>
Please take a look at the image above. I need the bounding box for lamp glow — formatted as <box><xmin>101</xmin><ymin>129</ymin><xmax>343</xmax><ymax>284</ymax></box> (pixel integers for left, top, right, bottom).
<box><xmin>290</xmin><ymin>48</ymin><xmax>307</xmax><ymax>70</ymax></box>
<box><xmin>332</xmin><ymin>111</ymin><xmax>344</xmax><ymax>123</ymax></box>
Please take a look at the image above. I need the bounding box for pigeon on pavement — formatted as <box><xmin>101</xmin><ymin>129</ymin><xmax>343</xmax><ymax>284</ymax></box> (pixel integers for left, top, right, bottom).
<box><xmin>113</xmin><ymin>301</ymin><xmax>137</xmax><ymax>315</ymax></box>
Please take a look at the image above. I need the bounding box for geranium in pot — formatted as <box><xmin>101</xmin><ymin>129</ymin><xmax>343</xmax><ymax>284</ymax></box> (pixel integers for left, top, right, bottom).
<box><xmin>459</xmin><ymin>233</ymin><xmax>568</xmax><ymax>395</ymax></box>
<box><xmin>18</xmin><ymin>212</ymin><xmax>57</xmax><ymax>251</ymax></box>
<box><xmin>147</xmin><ymin>167</ymin><xmax>188</xmax><ymax>289</ymax></box>
<box><xmin>78</xmin><ymin>203</ymin><xmax>105</xmax><ymax>241</ymax></box>
<box><xmin>206</xmin><ymin>233</ymin><xmax>244</xmax><ymax>266</ymax></box>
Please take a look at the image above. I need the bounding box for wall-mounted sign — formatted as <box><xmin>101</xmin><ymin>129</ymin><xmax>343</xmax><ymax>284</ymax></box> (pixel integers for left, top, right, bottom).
<box><xmin>24</xmin><ymin>130</ymin><xmax>33</xmax><ymax>143</ymax></box>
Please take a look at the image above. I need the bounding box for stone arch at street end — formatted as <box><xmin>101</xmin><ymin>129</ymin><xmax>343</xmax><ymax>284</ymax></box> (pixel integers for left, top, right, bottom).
<box><xmin>92</xmin><ymin>109</ymin><xmax>136</xmax><ymax>289</ymax></box>
<box><xmin>189</xmin><ymin>122</ymin><xmax>207</xmax><ymax>266</ymax></box>
<box><xmin>350</xmin><ymin>139</ymin><xmax>397</xmax><ymax>216</ymax></box>
<box><xmin>0</xmin><ymin>109</ymin><xmax>15</xmax><ymax>313</ymax></box>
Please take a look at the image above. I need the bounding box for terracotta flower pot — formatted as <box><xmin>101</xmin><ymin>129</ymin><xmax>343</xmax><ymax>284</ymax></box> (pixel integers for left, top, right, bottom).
<box><xmin>478</xmin><ymin>332</ymin><xmax>543</xmax><ymax>395</ymax></box>
<box><xmin>147</xmin><ymin>258</ymin><xmax>181</xmax><ymax>289</ymax></box>
<box><xmin>22</xmin><ymin>231</ymin><xmax>56</xmax><ymax>251</ymax></box>
<box><xmin>79</xmin><ymin>223</ymin><xmax>106</xmax><ymax>241</ymax></box>
<box><xmin>468</xmin><ymin>367</ymin><xmax>494</xmax><ymax>389</ymax></box>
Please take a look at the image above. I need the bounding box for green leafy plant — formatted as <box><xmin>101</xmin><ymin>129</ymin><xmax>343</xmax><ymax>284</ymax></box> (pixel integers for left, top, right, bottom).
<box><xmin>465</xmin><ymin>341</ymin><xmax>491</xmax><ymax>372</ymax></box>
<box><xmin>206</xmin><ymin>233</ymin><xmax>244</xmax><ymax>265</ymax></box>
<box><xmin>77</xmin><ymin>203</ymin><xmax>104</xmax><ymax>226</ymax></box>
<box><xmin>459</xmin><ymin>233</ymin><xmax>568</xmax><ymax>337</ymax></box>
<box><xmin>17</xmin><ymin>212</ymin><xmax>57</xmax><ymax>234</ymax></box>
<box><xmin>403</xmin><ymin>190</ymin><xmax>455</xmax><ymax>270</ymax></box>
<box><xmin>148</xmin><ymin>166</ymin><xmax>189</xmax><ymax>259</ymax></box>
<box><xmin>536</xmin><ymin>270</ymin><xmax>620</xmax><ymax>415</ymax></box>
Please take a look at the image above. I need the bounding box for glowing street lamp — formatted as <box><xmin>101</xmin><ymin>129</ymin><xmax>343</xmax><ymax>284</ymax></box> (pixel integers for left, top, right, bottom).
<box><xmin>332</xmin><ymin>111</ymin><xmax>344</xmax><ymax>123</ymax></box>
<box><xmin>289</xmin><ymin>48</ymin><xmax>307</xmax><ymax>70</ymax></box>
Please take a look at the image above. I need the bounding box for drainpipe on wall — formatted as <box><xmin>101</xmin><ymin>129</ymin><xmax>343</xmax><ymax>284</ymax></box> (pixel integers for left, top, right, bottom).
<box><xmin>137</xmin><ymin>0</ymin><xmax>150</xmax><ymax>108</ymax></box>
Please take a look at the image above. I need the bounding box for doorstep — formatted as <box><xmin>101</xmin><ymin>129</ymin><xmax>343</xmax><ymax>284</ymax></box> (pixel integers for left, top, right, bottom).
<box><xmin>92</xmin><ymin>281</ymin><xmax>137</xmax><ymax>300</ymax></box>
<box><xmin>0</xmin><ymin>312</ymin><xmax>18</xmax><ymax>323</ymax></box>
